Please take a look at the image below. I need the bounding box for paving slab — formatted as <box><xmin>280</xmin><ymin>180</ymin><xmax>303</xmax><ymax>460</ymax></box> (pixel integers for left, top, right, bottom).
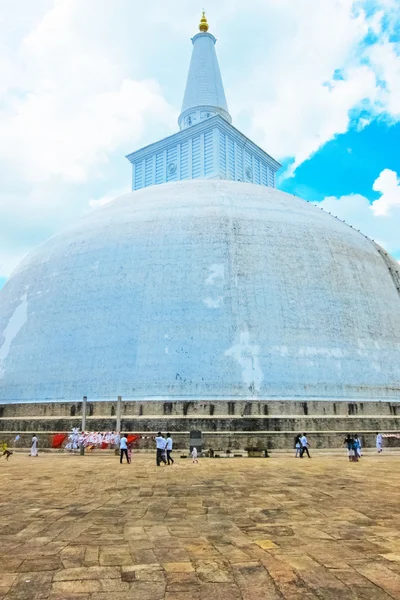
<box><xmin>2</xmin><ymin>453</ymin><xmax>400</xmax><ymax>599</ymax></box>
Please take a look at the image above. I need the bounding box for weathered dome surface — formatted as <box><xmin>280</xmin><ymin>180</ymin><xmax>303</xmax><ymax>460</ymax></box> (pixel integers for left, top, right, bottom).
<box><xmin>0</xmin><ymin>179</ymin><xmax>400</xmax><ymax>403</ymax></box>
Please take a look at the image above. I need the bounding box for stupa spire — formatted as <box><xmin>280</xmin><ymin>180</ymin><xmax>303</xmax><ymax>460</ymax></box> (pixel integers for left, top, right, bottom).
<box><xmin>178</xmin><ymin>12</ymin><xmax>231</xmax><ymax>130</ymax></box>
<box><xmin>127</xmin><ymin>12</ymin><xmax>280</xmax><ymax>191</ymax></box>
<box><xmin>199</xmin><ymin>11</ymin><xmax>209</xmax><ymax>32</ymax></box>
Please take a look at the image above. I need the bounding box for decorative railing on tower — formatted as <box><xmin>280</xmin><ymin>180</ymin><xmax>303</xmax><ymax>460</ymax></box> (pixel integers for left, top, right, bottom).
<box><xmin>126</xmin><ymin>13</ymin><xmax>281</xmax><ymax>191</ymax></box>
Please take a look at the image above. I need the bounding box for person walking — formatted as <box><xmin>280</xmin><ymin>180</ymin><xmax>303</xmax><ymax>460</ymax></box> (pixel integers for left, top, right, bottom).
<box><xmin>166</xmin><ymin>433</ymin><xmax>174</xmax><ymax>465</ymax></box>
<box><xmin>119</xmin><ymin>434</ymin><xmax>130</xmax><ymax>464</ymax></box>
<box><xmin>344</xmin><ymin>434</ymin><xmax>354</xmax><ymax>461</ymax></box>
<box><xmin>300</xmin><ymin>433</ymin><xmax>311</xmax><ymax>458</ymax></box>
<box><xmin>352</xmin><ymin>436</ymin><xmax>359</xmax><ymax>462</ymax></box>
<box><xmin>354</xmin><ymin>434</ymin><xmax>362</xmax><ymax>459</ymax></box>
<box><xmin>155</xmin><ymin>432</ymin><xmax>167</xmax><ymax>466</ymax></box>
<box><xmin>30</xmin><ymin>434</ymin><xmax>38</xmax><ymax>457</ymax></box>
<box><xmin>127</xmin><ymin>442</ymin><xmax>133</xmax><ymax>463</ymax></box>
<box><xmin>376</xmin><ymin>432</ymin><xmax>383</xmax><ymax>453</ymax></box>
<box><xmin>294</xmin><ymin>434</ymin><xmax>301</xmax><ymax>458</ymax></box>
<box><xmin>191</xmin><ymin>446</ymin><xmax>198</xmax><ymax>463</ymax></box>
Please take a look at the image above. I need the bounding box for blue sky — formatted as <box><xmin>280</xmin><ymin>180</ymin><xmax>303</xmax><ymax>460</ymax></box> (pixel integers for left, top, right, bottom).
<box><xmin>280</xmin><ymin>122</ymin><xmax>400</xmax><ymax>201</ymax></box>
<box><xmin>0</xmin><ymin>0</ymin><xmax>399</xmax><ymax>290</ymax></box>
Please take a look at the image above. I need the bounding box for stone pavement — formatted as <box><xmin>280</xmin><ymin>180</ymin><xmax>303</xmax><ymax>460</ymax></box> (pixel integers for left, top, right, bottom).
<box><xmin>1</xmin><ymin>453</ymin><xmax>400</xmax><ymax>600</ymax></box>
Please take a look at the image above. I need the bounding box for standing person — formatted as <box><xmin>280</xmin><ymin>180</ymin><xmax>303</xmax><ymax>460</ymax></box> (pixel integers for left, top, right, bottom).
<box><xmin>30</xmin><ymin>434</ymin><xmax>38</xmax><ymax>457</ymax></box>
<box><xmin>78</xmin><ymin>431</ymin><xmax>85</xmax><ymax>449</ymax></box>
<box><xmin>294</xmin><ymin>434</ymin><xmax>301</xmax><ymax>458</ymax></box>
<box><xmin>352</xmin><ymin>436</ymin><xmax>359</xmax><ymax>462</ymax></box>
<box><xmin>300</xmin><ymin>433</ymin><xmax>311</xmax><ymax>458</ymax></box>
<box><xmin>72</xmin><ymin>428</ymin><xmax>79</xmax><ymax>452</ymax></box>
<box><xmin>127</xmin><ymin>439</ymin><xmax>133</xmax><ymax>463</ymax></box>
<box><xmin>155</xmin><ymin>432</ymin><xmax>167</xmax><ymax>466</ymax></box>
<box><xmin>166</xmin><ymin>433</ymin><xmax>174</xmax><ymax>465</ymax></box>
<box><xmin>354</xmin><ymin>434</ymin><xmax>362</xmax><ymax>459</ymax></box>
<box><xmin>376</xmin><ymin>432</ymin><xmax>383</xmax><ymax>453</ymax></box>
<box><xmin>119</xmin><ymin>434</ymin><xmax>130</xmax><ymax>464</ymax></box>
<box><xmin>191</xmin><ymin>446</ymin><xmax>198</xmax><ymax>463</ymax></box>
<box><xmin>114</xmin><ymin>431</ymin><xmax>121</xmax><ymax>456</ymax></box>
<box><xmin>344</xmin><ymin>434</ymin><xmax>354</xmax><ymax>462</ymax></box>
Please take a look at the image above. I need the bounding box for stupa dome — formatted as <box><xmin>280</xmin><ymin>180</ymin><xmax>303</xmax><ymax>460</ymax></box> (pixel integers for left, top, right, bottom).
<box><xmin>0</xmin><ymin>179</ymin><xmax>399</xmax><ymax>403</ymax></box>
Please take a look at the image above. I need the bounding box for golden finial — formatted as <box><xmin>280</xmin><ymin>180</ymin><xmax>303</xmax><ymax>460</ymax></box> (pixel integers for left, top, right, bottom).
<box><xmin>199</xmin><ymin>10</ymin><xmax>209</xmax><ymax>32</ymax></box>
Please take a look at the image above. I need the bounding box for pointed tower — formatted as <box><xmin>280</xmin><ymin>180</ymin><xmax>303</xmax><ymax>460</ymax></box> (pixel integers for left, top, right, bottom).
<box><xmin>178</xmin><ymin>12</ymin><xmax>231</xmax><ymax>130</ymax></box>
<box><xmin>126</xmin><ymin>13</ymin><xmax>280</xmax><ymax>191</ymax></box>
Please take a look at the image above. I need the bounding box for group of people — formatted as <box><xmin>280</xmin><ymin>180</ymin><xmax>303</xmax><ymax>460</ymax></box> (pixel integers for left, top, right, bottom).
<box><xmin>3</xmin><ymin>430</ymin><xmax>389</xmax><ymax>462</ymax></box>
<box><xmin>344</xmin><ymin>434</ymin><xmax>362</xmax><ymax>461</ymax></box>
<box><xmin>293</xmin><ymin>432</ymin><xmax>386</xmax><ymax>462</ymax></box>
<box><xmin>155</xmin><ymin>433</ymin><xmax>199</xmax><ymax>464</ymax></box>
<box><xmin>4</xmin><ymin>434</ymin><xmax>38</xmax><ymax>457</ymax></box>
<box><xmin>65</xmin><ymin>429</ymin><xmax>121</xmax><ymax>451</ymax></box>
<box><xmin>118</xmin><ymin>432</ymin><xmax>200</xmax><ymax>466</ymax></box>
<box><xmin>154</xmin><ymin>432</ymin><xmax>174</xmax><ymax>466</ymax></box>
<box><xmin>344</xmin><ymin>433</ymin><xmax>384</xmax><ymax>461</ymax></box>
<box><xmin>294</xmin><ymin>433</ymin><xmax>311</xmax><ymax>458</ymax></box>
<box><xmin>119</xmin><ymin>431</ymin><xmax>176</xmax><ymax>466</ymax></box>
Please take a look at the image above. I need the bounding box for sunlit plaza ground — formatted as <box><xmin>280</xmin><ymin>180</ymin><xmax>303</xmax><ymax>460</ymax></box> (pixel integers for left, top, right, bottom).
<box><xmin>2</xmin><ymin>452</ymin><xmax>400</xmax><ymax>600</ymax></box>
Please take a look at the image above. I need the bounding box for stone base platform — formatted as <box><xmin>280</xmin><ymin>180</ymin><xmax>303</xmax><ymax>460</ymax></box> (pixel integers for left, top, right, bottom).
<box><xmin>1</xmin><ymin>399</ymin><xmax>400</xmax><ymax>450</ymax></box>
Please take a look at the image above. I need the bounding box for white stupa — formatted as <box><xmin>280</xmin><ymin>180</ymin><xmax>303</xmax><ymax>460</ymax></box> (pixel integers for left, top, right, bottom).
<box><xmin>0</xmin><ymin>14</ymin><xmax>399</xmax><ymax>404</ymax></box>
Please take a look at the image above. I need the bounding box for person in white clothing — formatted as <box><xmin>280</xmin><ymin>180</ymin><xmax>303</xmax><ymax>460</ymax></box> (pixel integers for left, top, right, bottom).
<box><xmin>165</xmin><ymin>433</ymin><xmax>174</xmax><ymax>465</ymax></box>
<box><xmin>155</xmin><ymin>432</ymin><xmax>167</xmax><ymax>466</ymax></box>
<box><xmin>376</xmin><ymin>432</ymin><xmax>383</xmax><ymax>453</ymax></box>
<box><xmin>191</xmin><ymin>446</ymin><xmax>198</xmax><ymax>463</ymax></box>
<box><xmin>30</xmin><ymin>435</ymin><xmax>38</xmax><ymax>457</ymax></box>
<box><xmin>354</xmin><ymin>435</ymin><xmax>362</xmax><ymax>458</ymax></box>
<box><xmin>119</xmin><ymin>434</ymin><xmax>130</xmax><ymax>464</ymax></box>
<box><xmin>294</xmin><ymin>434</ymin><xmax>301</xmax><ymax>458</ymax></box>
<box><xmin>300</xmin><ymin>433</ymin><xmax>311</xmax><ymax>458</ymax></box>
<box><xmin>72</xmin><ymin>429</ymin><xmax>79</xmax><ymax>452</ymax></box>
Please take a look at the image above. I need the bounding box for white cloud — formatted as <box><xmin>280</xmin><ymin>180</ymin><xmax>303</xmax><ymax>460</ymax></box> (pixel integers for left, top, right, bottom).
<box><xmin>0</xmin><ymin>1</ymin><xmax>176</xmax><ymax>184</ymax></box>
<box><xmin>317</xmin><ymin>169</ymin><xmax>400</xmax><ymax>256</ymax></box>
<box><xmin>371</xmin><ymin>169</ymin><xmax>400</xmax><ymax>216</ymax></box>
<box><xmin>0</xmin><ymin>0</ymin><xmax>399</xmax><ymax>278</ymax></box>
<box><xmin>367</xmin><ymin>39</ymin><xmax>400</xmax><ymax>119</ymax></box>
<box><xmin>0</xmin><ymin>0</ymin><xmax>177</xmax><ymax>277</ymax></box>
<box><xmin>1</xmin><ymin>79</ymin><xmax>174</xmax><ymax>183</ymax></box>
<box><xmin>226</xmin><ymin>0</ymin><xmax>400</xmax><ymax>174</ymax></box>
